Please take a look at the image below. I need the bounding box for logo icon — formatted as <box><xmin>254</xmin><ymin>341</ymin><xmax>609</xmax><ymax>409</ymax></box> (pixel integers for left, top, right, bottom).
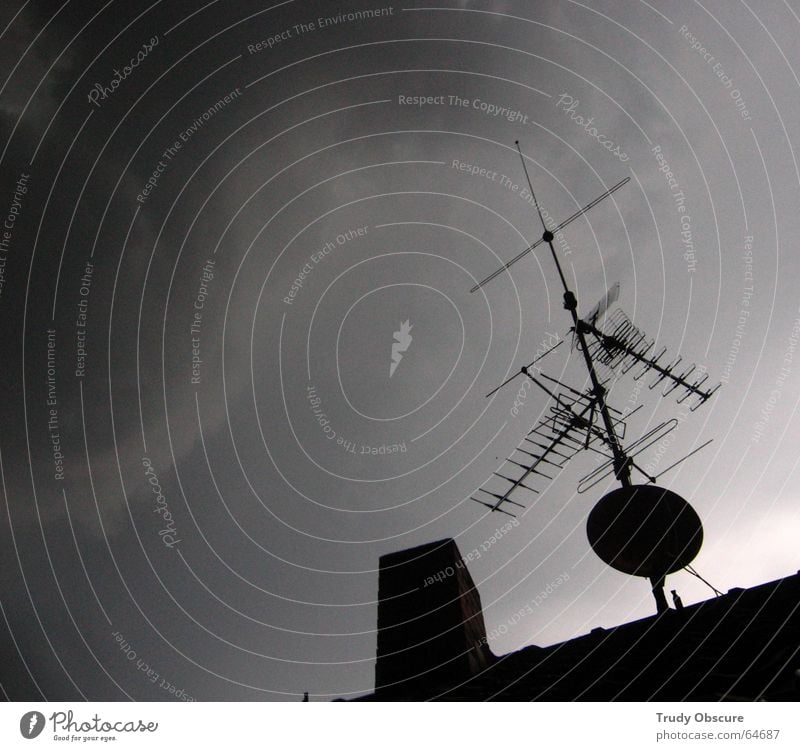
<box><xmin>20</xmin><ymin>711</ymin><xmax>45</xmax><ymax>739</ymax></box>
<box><xmin>389</xmin><ymin>320</ymin><xmax>413</xmax><ymax>377</ymax></box>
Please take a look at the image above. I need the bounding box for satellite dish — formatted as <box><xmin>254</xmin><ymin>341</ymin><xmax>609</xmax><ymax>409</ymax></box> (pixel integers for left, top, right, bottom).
<box><xmin>586</xmin><ymin>484</ymin><xmax>703</xmax><ymax>578</ymax></box>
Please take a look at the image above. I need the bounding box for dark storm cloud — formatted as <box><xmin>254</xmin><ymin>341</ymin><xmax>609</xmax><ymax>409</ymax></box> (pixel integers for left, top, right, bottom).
<box><xmin>1</xmin><ymin>0</ymin><xmax>799</xmax><ymax>702</ymax></box>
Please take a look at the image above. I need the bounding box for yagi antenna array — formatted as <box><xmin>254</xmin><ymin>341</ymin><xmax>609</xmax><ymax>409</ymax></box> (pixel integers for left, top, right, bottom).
<box><xmin>584</xmin><ymin>308</ymin><xmax>720</xmax><ymax>409</ymax></box>
<box><xmin>472</xmin><ymin>376</ymin><xmax>637</xmax><ymax>517</ymax></box>
<box><xmin>469</xmin><ymin>142</ymin><xmax>719</xmax><ymax>614</ymax></box>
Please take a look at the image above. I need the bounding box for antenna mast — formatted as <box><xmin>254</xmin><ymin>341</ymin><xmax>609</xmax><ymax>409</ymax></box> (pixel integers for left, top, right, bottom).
<box><xmin>512</xmin><ymin>141</ymin><xmax>632</xmax><ymax>487</ymax></box>
<box><xmin>470</xmin><ymin>142</ymin><xmax>719</xmax><ymax>614</ymax></box>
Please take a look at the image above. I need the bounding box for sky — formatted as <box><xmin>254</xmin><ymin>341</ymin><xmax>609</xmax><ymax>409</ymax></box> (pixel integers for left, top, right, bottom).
<box><xmin>1</xmin><ymin>0</ymin><xmax>799</xmax><ymax>701</ymax></box>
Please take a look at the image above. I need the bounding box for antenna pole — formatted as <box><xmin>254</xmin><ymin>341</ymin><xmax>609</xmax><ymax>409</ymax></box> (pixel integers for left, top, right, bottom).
<box><xmin>565</xmin><ymin>285</ymin><xmax>632</xmax><ymax>485</ymax></box>
<box><xmin>516</xmin><ymin>143</ymin><xmax>632</xmax><ymax>486</ymax></box>
<box><xmin>650</xmin><ymin>575</ymin><xmax>669</xmax><ymax>613</ymax></box>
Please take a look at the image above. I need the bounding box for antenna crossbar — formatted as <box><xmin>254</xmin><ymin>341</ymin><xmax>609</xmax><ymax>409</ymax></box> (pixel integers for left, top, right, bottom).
<box><xmin>469</xmin><ymin>177</ymin><xmax>630</xmax><ymax>292</ymax></box>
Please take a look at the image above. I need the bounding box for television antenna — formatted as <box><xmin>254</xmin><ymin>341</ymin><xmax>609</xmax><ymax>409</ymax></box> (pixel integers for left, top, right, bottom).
<box><xmin>470</xmin><ymin>142</ymin><xmax>719</xmax><ymax>613</ymax></box>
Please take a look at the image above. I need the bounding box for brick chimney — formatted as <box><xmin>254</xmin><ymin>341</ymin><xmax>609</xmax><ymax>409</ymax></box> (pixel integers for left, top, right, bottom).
<box><xmin>374</xmin><ymin>538</ymin><xmax>493</xmax><ymax>697</ymax></box>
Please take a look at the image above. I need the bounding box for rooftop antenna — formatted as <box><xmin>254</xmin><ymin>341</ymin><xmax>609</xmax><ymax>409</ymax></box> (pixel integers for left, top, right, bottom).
<box><xmin>470</xmin><ymin>142</ymin><xmax>719</xmax><ymax>613</ymax></box>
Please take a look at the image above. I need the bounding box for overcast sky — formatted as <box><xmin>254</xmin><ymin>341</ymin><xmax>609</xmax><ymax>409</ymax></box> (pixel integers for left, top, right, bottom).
<box><xmin>1</xmin><ymin>0</ymin><xmax>799</xmax><ymax>701</ymax></box>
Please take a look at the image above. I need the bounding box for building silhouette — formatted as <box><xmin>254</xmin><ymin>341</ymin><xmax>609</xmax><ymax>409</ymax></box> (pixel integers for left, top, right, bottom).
<box><xmin>362</xmin><ymin>538</ymin><xmax>800</xmax><ymax>701</ymax></box>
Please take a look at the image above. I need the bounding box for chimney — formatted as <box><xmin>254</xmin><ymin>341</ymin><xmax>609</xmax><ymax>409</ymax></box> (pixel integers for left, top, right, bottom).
<box><xmin>374</xmin><ymin>538</ymin><xmax>493</xmax><ymax>698</ymax></box>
